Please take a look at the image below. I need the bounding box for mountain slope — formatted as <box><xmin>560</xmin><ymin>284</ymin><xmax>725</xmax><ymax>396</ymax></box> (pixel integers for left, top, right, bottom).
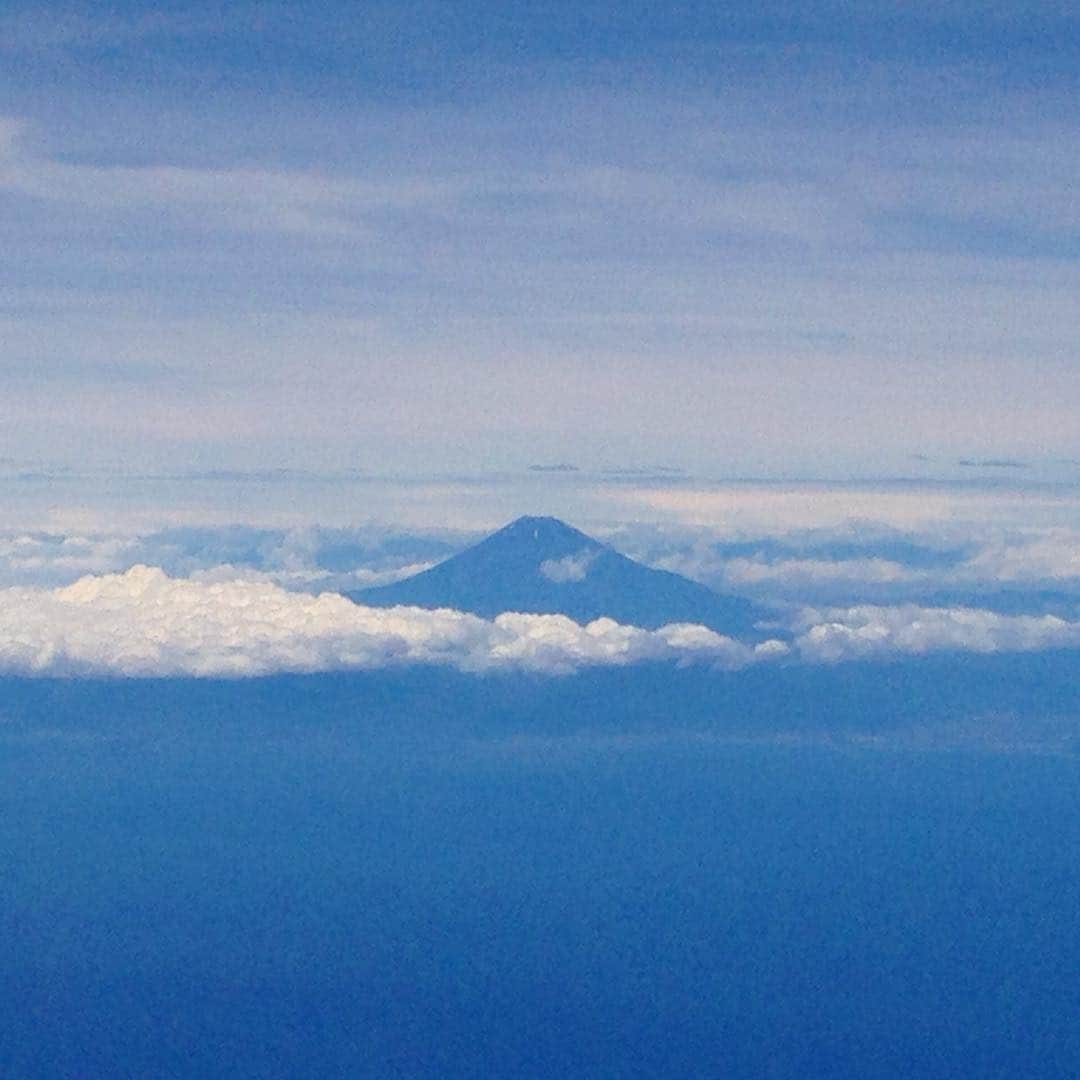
<box><xmin>351</xmin><ymin>516</ymin><xmax>765</xmax><ymax>638</ymax></box>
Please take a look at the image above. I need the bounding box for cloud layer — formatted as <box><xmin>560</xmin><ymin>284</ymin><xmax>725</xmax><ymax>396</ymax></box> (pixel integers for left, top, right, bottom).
<box><xmin>0</xmin><ymin>566</ymin><xmax>774</xmax><ymax>678</ymax></box>
<box><xmin>794</xmin><ymin>604</ymin><xmax>1080</xmax><ymax>663</ymax></box>
<box><xmin>604</xmin><ymin>505</ymin><xmax>1080</xmax><ymax>609</ymax></box>
<box><xmin>3</xmin><ymin>563</ymin><xmax>1080</xmax><ymax>679</ymax></box>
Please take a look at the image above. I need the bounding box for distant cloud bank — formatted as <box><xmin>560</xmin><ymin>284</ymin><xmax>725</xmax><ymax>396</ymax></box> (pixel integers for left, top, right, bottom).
<box><xmin>1</xmin><ymin>566</ymin><xmax>1080</xmax><ymax>679</ymax></box>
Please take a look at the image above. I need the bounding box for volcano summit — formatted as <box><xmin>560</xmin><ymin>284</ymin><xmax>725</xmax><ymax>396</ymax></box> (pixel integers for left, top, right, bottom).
<box><xmin>352</xmin><ymin>516</ymin><xmax>764</xmax><ymax>638</ymax></box>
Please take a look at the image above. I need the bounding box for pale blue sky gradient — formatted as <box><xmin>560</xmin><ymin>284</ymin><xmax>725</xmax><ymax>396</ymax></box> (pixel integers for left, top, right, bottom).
<box><xmin>2</xmin><ymin>1</ymin><xmax>1079</xmax><ymax>479</ymax></box>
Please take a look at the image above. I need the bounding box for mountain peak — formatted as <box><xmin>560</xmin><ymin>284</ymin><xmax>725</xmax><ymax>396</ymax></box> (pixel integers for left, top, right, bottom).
<box><xmin>352</xmin><ymin>516</ymin><xmax>767</xmax><ymax>639</ymax></box>
<box><xmin>490</xmin><ymin>515</ymin><xmax>598</xmax><ymax>549</ymax></box>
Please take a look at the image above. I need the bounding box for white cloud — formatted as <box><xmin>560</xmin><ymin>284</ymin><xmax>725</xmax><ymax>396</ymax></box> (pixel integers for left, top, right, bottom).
<box><xmin>0</xmin><ymin>522</ymin><xmax>459</xmax><ymax>592</ymax></box>
<box><xmin>0</xmin><ymin>566</ymin><xmax>776</xmax><ymax>678</ymax></box>
<box><xmin>0</xmin><ymin>532</ymin><xmax>138</xmax><ymax>586</ymax></box>
<box><xmin>960</xmin><ymin>531</ymin><xmax>1080</xmax><ymax>583</ymax></box>
<box><xmin>539</xmin><ymin>549</ymin><xmax>597</xmax><ymax>583</ymax></box>
<box><xmin>795</xmin><ymin>604</ymin><xmax>1080</xmax><ymax>663</ymax></box>
<box><xmin>720</xmin><ymin>534</ymin><xmax>1080</xmax><ymax>595</ymax></box>
<box><xmin>4</xmin><ymin>564</ymin><xmax>1080</xmax><ymax>679</ymax></box>
<box><xmin>607</xmin><ymin>485</ymin><xmax>1080</xmax><ymax>538</ymax></box>
<box><xmin>607</xmin><ymin>515</ymin><xmax>1080</xmax><ymax>606</ymax></box>
<box><xmin>720</xmin><ymin>556</ymin><xmax>918</xmax><ymax>588</ymax></box>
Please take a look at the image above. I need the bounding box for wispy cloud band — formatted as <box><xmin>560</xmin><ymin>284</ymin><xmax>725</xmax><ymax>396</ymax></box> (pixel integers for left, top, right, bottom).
<box><xmin>794</xmin><ymin>604</ymin><xmax>1080</xmax><ymax>663</ymax></box>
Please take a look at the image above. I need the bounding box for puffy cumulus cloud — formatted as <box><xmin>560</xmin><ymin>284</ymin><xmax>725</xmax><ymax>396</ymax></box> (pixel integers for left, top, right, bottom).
<box><xmin>795</xmin><ymin>604</ymin><xmax>1080</xmax><ymax>663</ymax></box>
<box><xmin>486</xmin><ymin>613</ymin><xmax>779</xmax><ymax>674</ymax></box>
<box><xmin>0</xmin><ymin>566</ymin><xmax>778</xmax><ymax>678</ymax></box>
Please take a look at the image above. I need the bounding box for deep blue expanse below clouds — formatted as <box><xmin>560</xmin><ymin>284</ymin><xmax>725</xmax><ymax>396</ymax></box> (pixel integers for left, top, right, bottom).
<box><xmin>2</xmin><ymin>663</ymin><xmax>1080</xmax><ymax>1079</ymax></box>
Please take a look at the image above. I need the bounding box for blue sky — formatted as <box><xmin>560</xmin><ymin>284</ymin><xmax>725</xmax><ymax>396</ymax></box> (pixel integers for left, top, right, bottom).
<box><xmin>3</xmin><ymin>1</ymin><xmax>1079</xmax><ymax>478</ymax></box>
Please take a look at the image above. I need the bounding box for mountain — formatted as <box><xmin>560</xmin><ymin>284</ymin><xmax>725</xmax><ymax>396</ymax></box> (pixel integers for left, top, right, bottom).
<box><xmin>351</xmin><ymin>516</ymin><xmax>766</xmax><ymax>639</ymax></box>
